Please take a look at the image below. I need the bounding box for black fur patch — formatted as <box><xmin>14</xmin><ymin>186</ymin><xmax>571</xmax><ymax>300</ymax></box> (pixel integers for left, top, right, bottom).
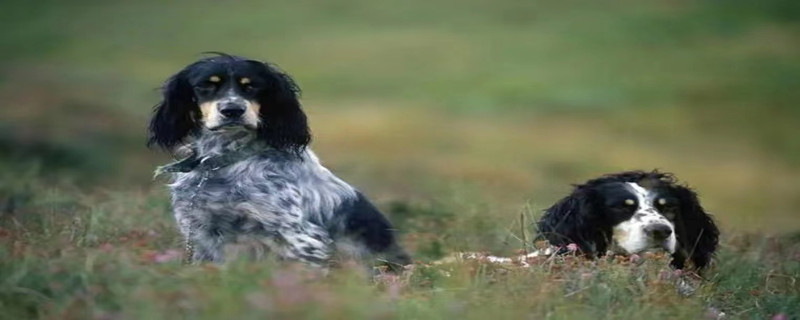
<box><xmin>331</xmin><ymin>192</ymin><xmax>412</xmax><ymax>268</ymax></box>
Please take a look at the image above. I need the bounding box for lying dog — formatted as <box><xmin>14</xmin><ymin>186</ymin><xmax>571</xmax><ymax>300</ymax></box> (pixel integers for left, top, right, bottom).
<box><xmin>537</xmin><ymin>170</ymin><xmax>719</xmax><ymax>270</ymax></box>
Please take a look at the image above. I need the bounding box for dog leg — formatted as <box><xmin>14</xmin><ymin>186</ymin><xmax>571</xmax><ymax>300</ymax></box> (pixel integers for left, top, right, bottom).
<box><xmin>183</xmin><ymin>237</ymin><xmax>195</xmax><ymax>265</ymax></box>
<box><xmin>376</xmin><ymin>243</ymin><xmax>412</xmax><ymax>272</ymax></box>
<box><xmin>176</xmin><ymin>217</ymin><xmax>198</xmax><ymax>264</ymax></box>
<box><xmin>277</xmin><ymin>223</ymin><xmax>333</xmax><ymax>268</ymax></box>
<box><xmin>192</xmin><ymin>236</ymin><xmax>225</xmax><ymax>263</ymax></box>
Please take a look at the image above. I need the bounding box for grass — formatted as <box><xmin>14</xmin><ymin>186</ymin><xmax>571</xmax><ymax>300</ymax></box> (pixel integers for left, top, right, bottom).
<box><xmin>1</xmin><ymin>0</ymin><xmax>799</xmax><ymax>318</ymax></box>
<box><xmin>0</xmin><ymin>185</ymin><xmax>797</xmax><ymax>319</ymax></box>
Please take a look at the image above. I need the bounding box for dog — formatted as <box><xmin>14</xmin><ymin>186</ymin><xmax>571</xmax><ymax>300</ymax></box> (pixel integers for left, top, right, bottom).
<box><xmin>147</xmin><ymin>53</ymin><xmax>411</xmax><ymax>271</ymax></box>
<box><xmin>537</xmin><ymin>170</ymin><xmax>719</xmax><ymax>270</ymax></box>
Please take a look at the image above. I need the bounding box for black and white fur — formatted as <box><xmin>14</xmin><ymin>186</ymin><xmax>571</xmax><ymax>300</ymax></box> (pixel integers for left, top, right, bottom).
<box><xmin>148</xmin><ymin>53</ymin><xmax>411</xmax><ymax>271</ymax></box>
<box><xmin>537</xmin><ymin>171</ymin><xmax>719</xmax><ymax>270</ymax></box>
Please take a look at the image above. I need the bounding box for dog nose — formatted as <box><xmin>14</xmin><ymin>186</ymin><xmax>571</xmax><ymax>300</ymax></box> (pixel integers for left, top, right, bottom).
<box><xmin>645</xmin><ymin>224</ymin><xmax>673</xmax><ymax>240</ymax></box>
<box><xmin>219</xmin><ymin>102</ymin><xmax>246</xmax><ymax>118</ymax></box>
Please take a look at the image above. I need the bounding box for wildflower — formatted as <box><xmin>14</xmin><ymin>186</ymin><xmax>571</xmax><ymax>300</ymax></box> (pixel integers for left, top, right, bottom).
<box><xmin>152</xmin><ymin>249</ymin><xmax>182</xmax><ymax>263</ymax></box>
<box><xmin>566</xmin><ymin>243</ymin><xmax>579</xmax><ymax>252</ymax></box>
<box><xmin>704</xmin><ymin>307</ymin><xmax>725</xmax><ymax>319</ymax></box>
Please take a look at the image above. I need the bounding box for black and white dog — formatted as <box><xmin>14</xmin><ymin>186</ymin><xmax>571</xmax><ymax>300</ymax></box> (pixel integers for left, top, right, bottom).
<box><xmin>537</xmin><ymin>170</ymin><xmax>719</xmax><ymax>270</ymax></box>
<box><xmin>148</xmin><ymin>53</ymin><xmax>411</xmax><ymax>271</ymax></box>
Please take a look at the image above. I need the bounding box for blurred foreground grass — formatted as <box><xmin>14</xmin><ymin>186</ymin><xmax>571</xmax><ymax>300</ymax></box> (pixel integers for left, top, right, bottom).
<box><xmin>0</xmin><ymin>187</ymin><xmax>797</xmax><ymax>319</ymax></box>
<box><xmin>1</xmin><ymin>0</ymin><xmax>799</xmax><ymax>318</ymax></box>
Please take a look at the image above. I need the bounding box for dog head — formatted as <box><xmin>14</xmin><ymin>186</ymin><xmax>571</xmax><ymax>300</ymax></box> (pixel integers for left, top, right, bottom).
<box><xmin>537</xmin><ymin>170</ymin><xmax>719</xmax><ymax>269</ymax></box>
<box><xmin>147</xmin><ymin>53</ymin><xmax>310</xmax><ymax>153</ymax></box>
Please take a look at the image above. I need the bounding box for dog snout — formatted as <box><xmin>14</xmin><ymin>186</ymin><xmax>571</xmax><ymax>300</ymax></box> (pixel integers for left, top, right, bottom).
<box><xmin>219</xmin><ymin>101</ymin><xmax>246</xmax><ymax>118</ymax></box>
<box><xmin>644</xmin><ymin>224</ymin><xmax>673</xmax><ymax>240</ymax></box>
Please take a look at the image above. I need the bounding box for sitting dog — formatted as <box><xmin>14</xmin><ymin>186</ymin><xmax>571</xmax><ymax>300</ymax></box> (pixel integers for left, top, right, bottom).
<box><xmin>148</xmin><ymin>53</ymin><xmax>411</xmax><ymax>271</ymax></box>
<box><xmin>537</xmin><ymin>170</ymin><xmax>719</xmax><ymax>269</ymax></box>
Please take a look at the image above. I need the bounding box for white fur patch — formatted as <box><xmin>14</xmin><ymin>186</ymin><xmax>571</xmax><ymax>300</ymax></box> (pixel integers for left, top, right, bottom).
<box><xmin>612</xmin><ymin>183</ymin><xmax>677</xmax><ymax>254</ymax></box>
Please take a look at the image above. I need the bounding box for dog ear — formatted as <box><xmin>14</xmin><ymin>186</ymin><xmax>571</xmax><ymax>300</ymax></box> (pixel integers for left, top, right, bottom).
<box><xmin>537</xmin><ymin>188</ymin><xmax>608</xmax><ymax>255</ymax></box>
<box><xmin>255</xmin><ymin>63</ymin><xmax>311</xmax><ymax>154</ymax></box>
<box><xmin>672</xmin><ymin>185</ymin><xmax>719</xmax><ymax>269</ymax></box>
<box><xmin>148</xmin><ymin>71</ymin><xmax>198</xmax><ymax>150</ymax></box>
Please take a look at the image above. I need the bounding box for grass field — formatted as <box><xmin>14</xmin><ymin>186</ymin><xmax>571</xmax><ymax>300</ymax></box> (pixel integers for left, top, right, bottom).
<box><xmin>1</xmin><ymin>0</ymin><xmax>799</xmax><ymax>318</ymax></box>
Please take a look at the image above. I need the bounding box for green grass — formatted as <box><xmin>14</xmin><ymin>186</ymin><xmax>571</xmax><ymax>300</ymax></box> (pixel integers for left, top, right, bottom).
<box><xmin>0</xmin><ymin>185</ymin><xmax>798</xmax><ymax>319</ymax></box>
<box><xmin>1</xmin><ymin>0</ymin><xmax>800</xmax><ymax>318</ymax></box>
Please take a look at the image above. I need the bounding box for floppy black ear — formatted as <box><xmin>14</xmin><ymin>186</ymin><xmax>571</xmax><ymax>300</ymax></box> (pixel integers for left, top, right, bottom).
<box><xmin>255</xmin><ymin>64</ymin><xmax>311</xmax><ymax>154</ymax></box>
<box><xmin>672</xmin><ymin>185</ymin><xmax>719</xmax><ymax>269</ymax></box>
<box><xmin>537</xmin><ymin>188</ymin><xmax>609</xmax><ymax>256</ymax></box>
<box><xmin>147</xmin><ymin>71</ymin><xmax>199</xmax><ymax>150</ymax></box>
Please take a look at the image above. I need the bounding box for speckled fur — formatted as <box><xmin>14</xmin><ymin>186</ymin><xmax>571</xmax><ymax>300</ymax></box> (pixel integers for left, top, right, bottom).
<box><xmin>169</xmin><ymin>129</ymin><xmax>409</xmax><ymax>268</ymax></box>
<box><xmin>149</xmin><ymin>54</ymin><xmax>411</xmax><ymax>270</ymax></box>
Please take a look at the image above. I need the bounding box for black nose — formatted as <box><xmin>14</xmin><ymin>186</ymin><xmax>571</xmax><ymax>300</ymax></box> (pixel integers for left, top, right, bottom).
<box><xmin>219</xmin><ymin>102</ymin><xmax>246</xmax><ymax>118</ymax></box>
<box><xmin>645</xmin><ymin>224</ymin><xmax>673</xmax><ymax>239</ymax></box>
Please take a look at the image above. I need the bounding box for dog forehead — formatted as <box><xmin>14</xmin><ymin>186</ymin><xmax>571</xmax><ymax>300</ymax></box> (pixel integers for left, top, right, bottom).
<box><xmin>626</xmin><ymin>183</ymin><xmax>672</xmax><ymax>208</ymax></box>
<box><xmin>596</xmin><ymin>182</ymin><xmax>635</xmax><ymax>198</ymax></box>
<box><xmin>188</xmin><ymin>60</ymin><xmax>260</xmax><ymax>81</ymax></box>
<box><xmin>624</xmin><ymin>182</ymin><xmax>681</xmax><ymax>211</ymax></box>
<box><xmin>185</xmin><ymin>64</ymin><xmax>223</xmax><ymax>82</ymax></box>
<box><xmin>630</xmin><ymin>180</ymin><xmax>679</xmax><ymax>200</ymax></box>
<box><xmin>625</xmin><ymin>182</ymin><xmax>651</xmax><ymax>199</ymax></box>
<box><xmin>229</xmin><ymin>60</ymin><xmax>263</xmax><ymax>74</ymax></box>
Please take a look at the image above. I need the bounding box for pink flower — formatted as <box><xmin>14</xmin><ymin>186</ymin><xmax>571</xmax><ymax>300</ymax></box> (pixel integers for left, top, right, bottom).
<box><xmin>566</xmin><ymin>243</ymin><xmax>579</xmax><ymax>252</ymax></box>
<box><xmin>629</xmin><ymin>254</ymin><xmax>641</xmax><ymax>263</ymax></box>
<box><xmin>771</xmin><ymin>313</ymin><xmax>788</xmax><ymax>320</ymax></box>
<box><xmin>152</xmin><ymin>249</ymin><xmax>182</xmax><ymax>263</ymax></box>
<box><xmin>245</xmin><ymin>292</ymin><xmax>274</xmax><ymax>311</ymax></box>
<box><xmin>271</xmin><ymin>270</ymin><xmax>311</xmax><ymax>306</ymax></box>
<box><xmin>704</xmin><ymin>307</ymin><xmax>725</xmax><ymax>319</ymax></box>
<box><xmin>386</xmin><ymin>280</ymin><xmax>403</xmax><ymax>300</ymax></box>
<box><xmin>99</xmin><ymin>243</ymin><xmax>114</xmax><ymax>252</ymax></box>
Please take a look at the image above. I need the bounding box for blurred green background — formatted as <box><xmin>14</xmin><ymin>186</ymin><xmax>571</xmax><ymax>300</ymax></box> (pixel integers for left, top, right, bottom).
<box><xmin>1</xmin><ymin>0</ymin><xmax>799</xmax><ymax>247</ymax></box>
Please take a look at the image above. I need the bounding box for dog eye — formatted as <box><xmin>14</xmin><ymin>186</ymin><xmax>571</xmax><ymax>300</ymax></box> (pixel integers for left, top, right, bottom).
<box><xmin>656</xmin><ymin>197</ymin><xmax>677</xmax><ymax>208</ymax></box>
<box><xmin>242</xmin><ymin>83</ymin><xmax>256</xmax><ymax>92</ymax></box>
<box><xmin>194</xmin><ymin>82</ymin><xmax>217</xmax><ymax>93</ymax></box>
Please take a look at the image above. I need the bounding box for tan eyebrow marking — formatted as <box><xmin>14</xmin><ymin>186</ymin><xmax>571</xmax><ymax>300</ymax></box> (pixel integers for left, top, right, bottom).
<box><xmin>240</xmin><ymin>77</ymin><xmax>251</xmax><ymax>85</ymax></box>
<box><xmin>624</xmin><ymin>199</ymin><xmax>635</xmax><ymax>206</ymax></box>
<box><xmin>209</xmin><ymin>75</ymin><xmax>221</xmax><ymax>83</ymax></box>
<box><xmin>658</xmin><ymin>198</ymin><xmax>667</xmax><ymax>205</ymax></box>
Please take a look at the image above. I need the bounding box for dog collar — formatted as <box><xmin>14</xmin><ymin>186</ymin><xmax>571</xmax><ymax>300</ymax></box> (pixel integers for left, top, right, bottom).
<box><xmin>153</xmin><ymin>148</ymin><xmax>259</xmax><ymax>179</ymax></box>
